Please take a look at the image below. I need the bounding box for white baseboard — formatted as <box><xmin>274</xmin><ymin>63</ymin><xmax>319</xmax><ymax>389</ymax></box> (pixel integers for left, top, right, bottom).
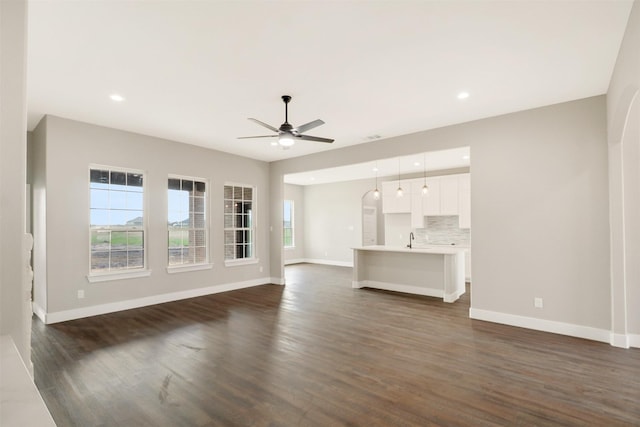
<box><xmin>610</xmin><ymin>333</ymin><xmax>630</xmax><ymax>348</ymax></box>
<box><xmin>469</xmin><ymin>308</ymin><xmax>611</xmax><ymax>344</ymax></box>
<box><xmin>302</xmin><ymin>258</ymin><xmax>353</xmax><ymax>267</ymax></box>
<box><xmin>284</xmin><ymin>258</ymin><xmax>306</xmax><ymax>265</ymax></box>
<box><xmin>32</xmin><ymin>302</ymin><xmax>47</xmax><ymax>323</ymax></box>
<box><xmin>629</xmin><ymin>334</ymin><xmax>640</xmax><ymax>348</ymax></box>
<box><xmin>44</xmin><ymin>277</ymin><xmax>274</xmax><ymax>324</ymax></box>
<box><xmin>353</xmin><ymin>280</ymin><xmax>443</xmax><ymax>299</ymax></box>
<box><xmin>270</xmin><ymin>276</ymin><xmax>285</xmax><ymax>285</ymax></box>
<box><xmin>444</xmin><ymin>288</ymin><xmax>466</xmax><ymax>303</ymax></box>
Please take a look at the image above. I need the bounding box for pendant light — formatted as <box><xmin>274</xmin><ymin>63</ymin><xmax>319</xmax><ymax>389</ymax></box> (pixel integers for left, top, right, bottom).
<box><xmin>373</xmin><ymin>162</ymin><xmax>380</xmax><ymax>200</ymax></box>
<box><xmin>422</xmin><ymin>153</ymin><xmax>429</xmax><ymax>196</ymax></box>
<box><xmin>396</xmin><ymin>157</ymin><xmax>404</xmax><ymax>197</ymax></box>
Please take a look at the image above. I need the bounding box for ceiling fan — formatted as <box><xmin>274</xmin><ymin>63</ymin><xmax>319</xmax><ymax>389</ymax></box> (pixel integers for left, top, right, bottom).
<box><xmin>238</xmin><ymin>95</ymin><xmax>334</xmax><ymax>147</ymax></box>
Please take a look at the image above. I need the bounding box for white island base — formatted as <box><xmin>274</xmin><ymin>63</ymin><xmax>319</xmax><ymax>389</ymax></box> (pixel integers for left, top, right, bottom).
<box><xmin>352</xmin><ymin>246</ymin><xmax>466</xmax><ymax>303</ymax></box>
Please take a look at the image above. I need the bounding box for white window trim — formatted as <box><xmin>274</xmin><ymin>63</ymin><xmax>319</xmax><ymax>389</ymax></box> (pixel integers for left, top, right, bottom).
<box><xmin>166</xmin><ymin>263</ymin><xmax>213</xmax><ymax>274</ymax></box>
<box><xmin>224</xmin><ymin>258</ymin><xmax>259</xmax><ymax>267</ymax></box>
<box><xmin>167</xmin><ymin>174</ymin><xmax>211</xmax><ymax>268</ymax></box>
<box><xmin>87</xmin><ymin>269</ymin><xmax>151</xmax><ymax>283</ymax></box>
<box><xmin>88</xmin><ymin>164</ymin><xmax>148</xmax><ymax>277</ymax></box>
<box><xmin>223</xmin><ymin>182</ymin><xmax>258</xmax><ymax>263</ymax></box>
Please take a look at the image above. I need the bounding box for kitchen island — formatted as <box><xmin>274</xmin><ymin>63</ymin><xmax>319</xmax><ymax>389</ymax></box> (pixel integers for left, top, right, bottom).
<box><xmin>352</xmin><ymin>245</ymin><xmax>466</xmax><ymax>303</ymax></box>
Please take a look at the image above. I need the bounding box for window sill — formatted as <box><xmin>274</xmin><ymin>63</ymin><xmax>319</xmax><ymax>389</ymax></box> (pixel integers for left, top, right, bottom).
<box><xmin>166</xmin><ymin>263</ymin><xmax>213</xmax><ymax>274</ymax></box>
<box><xmin>86</xmin><ymin>269</ymin><xmax>151</xmax><ymax>283</ymax></box>
<box><xmin>224</xmin><ymin>258</ymin><xmax>259</xmax><ymax>267</ymax></box>
<box><xmin>284</xmin><ymin>246</ymin><xmax>296</xmax><ymax>250</ymax></box>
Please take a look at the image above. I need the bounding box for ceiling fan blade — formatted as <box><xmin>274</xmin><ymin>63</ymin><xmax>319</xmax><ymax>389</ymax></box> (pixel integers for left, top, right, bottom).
<box><xmin>237</xmin><ymin>135</ymin><xmax>278</xmax><ymax>139</ymax></box>
<box><xmin>248</xmin><ymin>118</ymin><xmax>278</xmax><ymax>133</ymax></box>
<box><xmin>297</xmin><ymin>134</ymin><xmax>334</xmax><ymax>143</ymax></box>
<box><xmin>294</xmin><ymin>119</ymin><xmax>325</xmax><ymax>134</ymax></box>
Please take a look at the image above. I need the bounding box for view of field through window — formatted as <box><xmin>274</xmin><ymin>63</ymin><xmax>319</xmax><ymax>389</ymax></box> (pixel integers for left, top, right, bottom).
<box><xmin>89</xmin><ymin>168</ymin><xmax>144</xmax><ymax>272</ymax></box>
<box><xmin>168</xmin><ymin>178</ymin><xmax>207</xmax><ymax>266</ymax></box>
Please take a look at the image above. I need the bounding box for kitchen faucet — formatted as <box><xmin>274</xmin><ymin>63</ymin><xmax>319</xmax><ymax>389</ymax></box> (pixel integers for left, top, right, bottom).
<box><xmin>407</xmin><ymin>232</ymin><xmax>415</xmax><ymax>249</ymax></box>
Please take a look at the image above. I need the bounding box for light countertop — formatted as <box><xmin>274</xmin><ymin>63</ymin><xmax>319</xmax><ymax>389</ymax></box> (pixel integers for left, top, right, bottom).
<box><xmin>1</xmin><ymin>335</ymin><xmax>56</xmax><ymax>426</ymax></box>
<box><xmin>352</xmin><ymin>245</ymin><xmax>467</xmax><ymax>255</ymax></box>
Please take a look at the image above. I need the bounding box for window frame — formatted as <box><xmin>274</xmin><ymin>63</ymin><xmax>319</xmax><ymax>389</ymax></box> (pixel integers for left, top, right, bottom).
<box><xmin>223</xmin><ymin>182</ymin><xmax>258</xmax><ymax>267</ymax></box>
<box><xmin>167</xmin><ymin>174</ymin><xmax>212</xmax><ymax>273</ymax></box>
<box><xmin>87</xmin><ymin>164</ymin><xmax>151</xmax><ymax>282</ymax></box>
<box><xmin>283</xmin><ymin>199</ymin><xmax>295</xmax><ymax>249</ymax></box>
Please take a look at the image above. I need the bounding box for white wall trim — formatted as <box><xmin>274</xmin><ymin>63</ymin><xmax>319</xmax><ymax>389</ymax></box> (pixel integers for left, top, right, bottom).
<box><xmin>32</xmin><ymin>302</ymin><xmax>47</xmax><ymax>324</ymax></box>
<box><xmin>44</xmin><ymin>277</ymin><xmax>273</xmax><ymax>324</ymax></box>
<box><xmin>629</xmin><ymin>334</ymin><xmax>640</xmax><ymax>349</ymax></box>
<box><xmin>166</xmin><ymin>263</ymin><xmax>213</xmax><ymax>274</ymax></box>
<box><xmin>469</xmin><ymin>308</ymin><xmax>611</xmax><ymax>344</ymax></box>
<box><xmin>610</xmin><ymin>333</ymin><xmax>630</xmax><ymax>348</ymax></box>
<box><xmin>444</xmin><ymin>288</ymin><xmax>466</xmax><ymax>304</ymax></box>
<box><xmin>86</xmin><ymin>269</ymin><xmax>152</xmax><ymax>283</ymax></box>
<box><xmin>270</xmin><ymin>277</ymin><xmax>285</xmax><ymax>285</ymax></box>
<box><xmin>353</xmin><ymin>280</ymin><xmax>444</xmax><ymax>299</ymax></box>
<box><xmin>302</xmin><ymin>259</ymin><xmax>353</xmax><ymax>268</ymax></box>
<box><xmin>284</xmin><ymin>258</ymin><xmax>306</xmax><ymax>265</ymax></box>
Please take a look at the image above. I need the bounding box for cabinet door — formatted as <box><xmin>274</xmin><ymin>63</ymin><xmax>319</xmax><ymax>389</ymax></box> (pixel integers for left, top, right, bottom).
<box><xmin>458</xmin><ymin>174</ymin><xmax>471</xmax><ymax>228</ymax></box>
<box><xmin>382</xmin><ymin>181</ymin><xmax>410</xmax><ymax>213</ymax></box>
<box><xmin>439</xmin><ymin>175</ymin><xmax>459</xmax><ymax>215</ymax></box>
<box><xmin>410</xmin><ymin>181</ymin><xmax>425</xmax><ymax>228</ymax></box>
<box><xmin>422</xmin><ymin>177</ymin><xmax>440</xmax><ymax>215</ymax></box>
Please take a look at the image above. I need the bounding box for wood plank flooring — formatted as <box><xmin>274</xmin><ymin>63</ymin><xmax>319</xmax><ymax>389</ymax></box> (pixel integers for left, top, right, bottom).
<box><xmin>32</xmin><ymin>264</ymin><xmax>640</xmax><ymax>426</ymax></box>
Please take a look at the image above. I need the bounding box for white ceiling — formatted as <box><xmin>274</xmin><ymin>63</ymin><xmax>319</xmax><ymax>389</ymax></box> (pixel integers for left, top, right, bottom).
<box><xmin>284</xmin><ymin>147</ymin><xmax>470</xmax><ymax>186</ymax></box>
<box><xmin>27</xmin><ymin>1</ymin><xmax>633</xmax><ymax>163</ymax></box>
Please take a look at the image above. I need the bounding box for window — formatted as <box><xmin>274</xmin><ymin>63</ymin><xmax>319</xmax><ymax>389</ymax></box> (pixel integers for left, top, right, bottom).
<box><xmin>283</xmin><ymin>200</ymin><xmax>294</xmax><ymax>248</ymax></box>
<box><xmin>168</xmin><ymin>177</ymin><xmax>208</xmax><ymax>267</ymax></box>
<box><xmin>90</xmin><ymin>167</ymin><xmax>145</xmax><ymax>274</ymax></box>
<box><xmin>224</xmin><ymin>184</ymin><xmax>255</xmax><ymax>262</ymax></box>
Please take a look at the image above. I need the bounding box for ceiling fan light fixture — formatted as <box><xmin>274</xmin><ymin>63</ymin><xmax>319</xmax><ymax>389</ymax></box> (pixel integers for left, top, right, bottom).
<box><xmin>279</xmin><ymin>135</ymin><xmax>295</xmax><ymax>147</ymax></box>
<box><xmin>239</xmin><ymin>95</ymin><xmax>334</xmax><ymax>146</ymax></box>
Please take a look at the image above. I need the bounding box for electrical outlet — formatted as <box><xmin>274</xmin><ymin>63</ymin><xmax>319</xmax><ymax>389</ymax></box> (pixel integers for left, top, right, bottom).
<box><xmin>534</xmin><ymin>297</ymin><xmax>543</xmax><ymax>308</ymax></box>
<box><xmin>78</xmin><ymin>290</ymin><xmax>85</xmax><ymax>299</ymax></box>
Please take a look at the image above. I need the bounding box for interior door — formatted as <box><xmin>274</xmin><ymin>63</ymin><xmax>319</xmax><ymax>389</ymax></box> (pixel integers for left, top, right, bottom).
<box><xmin>362</xmin><ymin>206</ymin><xmax>377</xmax><ymax>246</ymax></box>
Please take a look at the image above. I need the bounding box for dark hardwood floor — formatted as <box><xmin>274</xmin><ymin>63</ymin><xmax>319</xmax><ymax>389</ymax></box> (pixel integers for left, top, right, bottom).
<box><xmin>32</xmin><ymin>264</ymin><xmax>640</xmax><ymax>426</ymax></box>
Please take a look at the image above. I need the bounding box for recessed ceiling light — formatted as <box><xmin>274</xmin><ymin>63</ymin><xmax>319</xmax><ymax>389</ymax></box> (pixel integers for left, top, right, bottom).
<box><xmin>270</xmin><ymin>141</ymin><xmax>278</xmax><ymax>146</ymax></box>
<box><xmin>110</xmin><ymin>94</ymin><xmax>125</xmax><ymax>102</ymax></box>
<box><xmin>462</xmin><ymin>155</ymin><xmax>470</xmax><ymax>160</ymax></box>
<box><xmin>414</xmin><ymin>161</ymin><xmax>420</xmax><ymax>166</ymax></box>
<box><xmin>310</xmin><ymin>177</ymin><xmax>315</xmax><ymax>181</ymax></box>
<box><xmin>457</xmin><ymin>92</ymin><xmax>469</xmax><ymax>100</ymax></box>
<box><xmin>372</xmin><ymin>167</ymin><xmax>379</xmax><ymax>172</ymax></box>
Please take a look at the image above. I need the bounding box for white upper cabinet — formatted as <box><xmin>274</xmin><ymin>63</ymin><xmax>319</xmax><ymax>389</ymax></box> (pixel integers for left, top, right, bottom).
<box><xmin>382</xmin><ymin>173</ymin><xmax>470</xmax><ymax>229</ymax></box>
<box><xmin>458</xmin><ymin>174</ymin><xmax>471</xmax><ymax>229</ymax></box>
<box><xmin>439</xmin><ymin>175</ymin><xmax>459</xmax><ymax>215</ymax></box>
<box><xmin>410</xmin><ymin>181</ymin><xmax>426</xmax><ymax>228</ymax></box>
<box><xmin>422</xmin><ymin>177</ymin><xmax>440</xmax><ymax>215</ymax></box>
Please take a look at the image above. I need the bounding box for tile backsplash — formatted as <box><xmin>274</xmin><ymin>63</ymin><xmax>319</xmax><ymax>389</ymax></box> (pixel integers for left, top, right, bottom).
<box><xmin>415</xmin><ymin>215</ymin><xmax>470</xmax><ymax>246</ymax></box>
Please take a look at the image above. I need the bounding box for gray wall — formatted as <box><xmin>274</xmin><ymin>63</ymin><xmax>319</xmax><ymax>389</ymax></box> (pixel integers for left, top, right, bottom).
<box><xmin>302</xmin><ymin>178</ymin><xmax>374</xmax><ymax>264</ymax></box>
<box><xmin>33</xmin><ymin>115</ymin><xmax>271</xmax><ymax>318</ymax></box>
<box><xmin>30</xmin><ymin>120</ymin><xmax>48</xmax><ymax>316</ymax></box>
<box><xmin>284</xmin><ymin>183</ymin><xmax>305</xmax><ymax>263</ymax></box>
<box><xmin>271</xmin><ymin>96</ymin><xmax>611</xmax><ymax>331</ymax></box>
<box><xmin>607</xmin><ymin>0</ymin><xmax>639</xmax><ymax>341</ymax></box>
